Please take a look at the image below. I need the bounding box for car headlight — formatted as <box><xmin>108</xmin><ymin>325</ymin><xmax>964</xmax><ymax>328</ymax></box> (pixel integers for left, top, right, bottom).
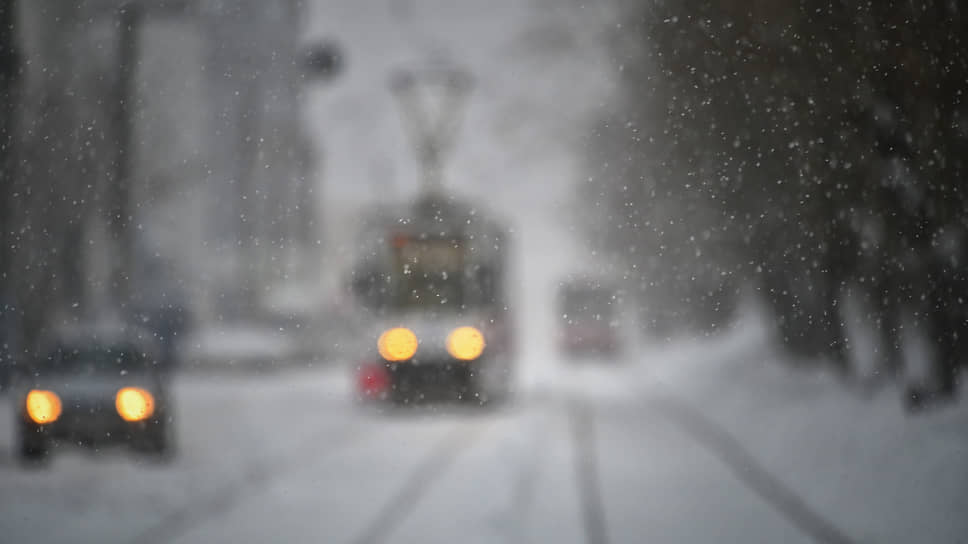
<box><xmin>116</xmin><ymin>387</ymin><xmax>155</xmax><ymax>422</ymax></box>
<box><xmin>26</xmin><ymin>390</ymin><xmax>62</xmax><ymax>424</ymax></box>
<box><xmin>446</xmin><ymin>326</ymin><xmax>485</xmax><ymax>361</ymax></box>
<box><xmin>378</xmin><ymin>327</ymin><xmax>418</xmax><ymax>362</ymax></box>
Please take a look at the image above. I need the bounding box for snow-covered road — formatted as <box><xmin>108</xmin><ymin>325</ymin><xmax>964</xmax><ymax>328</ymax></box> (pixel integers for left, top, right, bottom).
<box><xmin>0</xmin><ymin>371</ymin><xmax>801</xmax><ymax>543</ymax></box>
<box><xmin>3</xmin><ymin>321</ymin><xmax>966</xmax><ymax>543</ymax></box>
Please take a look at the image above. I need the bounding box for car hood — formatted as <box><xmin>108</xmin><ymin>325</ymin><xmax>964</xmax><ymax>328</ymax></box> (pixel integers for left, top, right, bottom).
<box><xmin>19</xmin><ymin>373</ymin><xmax>161</xmax><ymax>403</ymax></box>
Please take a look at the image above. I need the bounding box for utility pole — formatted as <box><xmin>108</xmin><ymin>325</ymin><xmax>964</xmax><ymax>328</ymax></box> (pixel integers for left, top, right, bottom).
<box><xmin>0</xmin><ymin>0</ymin><xmax>19</xmax><ymax>285</ymax></box>
<box><xmin>0</xmin><ymin>0</ymin><xmax>21</xmax><ymax>384</ymax></box>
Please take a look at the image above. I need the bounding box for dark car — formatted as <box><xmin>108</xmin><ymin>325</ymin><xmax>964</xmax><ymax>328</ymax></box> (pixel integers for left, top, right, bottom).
<box><xmin>11</xmin><ymin>323</ymin><xmax>174</xmax><ymax>464</ymax></box>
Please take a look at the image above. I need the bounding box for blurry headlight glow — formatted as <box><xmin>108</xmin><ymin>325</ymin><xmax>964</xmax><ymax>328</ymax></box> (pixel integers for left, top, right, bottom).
<box><xmin>446</xmin><ymin>326</ymin><xmax>485</xmax><ymax>361</ymax></box>
<box><xmin>26</xmin><ymin>390</ymin><xmax>62</xmax><ymax>424</ymax></box>
<box><xmin>378</xmin><ymin>327</ymin><xmax>418</xmax><ymax>362</ymax></box>
<box><xmin>116</xmin><ymin>387</ymin><xmax>155</xmax><ymax>422</ymax></box>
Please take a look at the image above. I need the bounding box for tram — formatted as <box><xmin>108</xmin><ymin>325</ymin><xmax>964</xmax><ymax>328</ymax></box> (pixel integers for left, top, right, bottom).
<box><xmin>351</xmin><ymin>192</ymin><xmax>514</xmax><ymax>405</ymax></box>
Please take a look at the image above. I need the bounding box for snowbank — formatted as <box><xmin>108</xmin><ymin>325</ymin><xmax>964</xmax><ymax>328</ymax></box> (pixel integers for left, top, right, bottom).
<box><xmin>640</xmin><ymin>312</ymin><xmax>968</xmax><ymax>544</ymax></box>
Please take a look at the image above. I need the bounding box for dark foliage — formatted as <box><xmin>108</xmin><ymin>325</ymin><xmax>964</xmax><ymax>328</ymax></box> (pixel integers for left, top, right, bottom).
<box><xmin>590</xmin><ymin>0</ymin><xmax>968</xmax><ymax>397</ymax></box>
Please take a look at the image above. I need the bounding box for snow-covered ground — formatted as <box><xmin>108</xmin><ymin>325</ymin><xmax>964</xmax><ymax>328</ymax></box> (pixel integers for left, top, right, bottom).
<box><xmin>1</xmin><ymin>314</ymin><xmax>966</xmax><ymax>543</ymax></box>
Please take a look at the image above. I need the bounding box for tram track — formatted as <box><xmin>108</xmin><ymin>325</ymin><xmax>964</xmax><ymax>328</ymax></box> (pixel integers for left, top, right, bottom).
<box><xmin>567</xmin><ymin>398</ymin><xmax>611</xmax><ymax>544</ymax></box>
<box><xmin>557</xmin><ymin>383</ymin><xmax>859</xmax><ymax>544</ymax></box>
<box><xmin>643</xmin><ymin>390</ymin><xmax>859</xmax><ymax>544</ymax></box>
<box><xmin>347</xmin><ymin>418</ymin><xmax>491</xmax><ymax>544</ymax></box>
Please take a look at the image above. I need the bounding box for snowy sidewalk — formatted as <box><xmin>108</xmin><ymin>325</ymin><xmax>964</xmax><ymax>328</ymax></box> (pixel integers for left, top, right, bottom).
<box><xmin>178</xmin><ymin>323</ymin><xmax>335</xmax><ymax>373</ymax></box>
<box><xmin>641</xmin><ymin>319</ymin><xmax>968</xmax><ymax>544</ymax></box>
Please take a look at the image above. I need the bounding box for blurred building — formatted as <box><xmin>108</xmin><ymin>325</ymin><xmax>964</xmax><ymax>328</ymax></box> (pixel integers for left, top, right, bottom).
<box><xmin>11</xmin><ymin>0</ymin><xmax>323</xmax><ymax>336</ymax></box>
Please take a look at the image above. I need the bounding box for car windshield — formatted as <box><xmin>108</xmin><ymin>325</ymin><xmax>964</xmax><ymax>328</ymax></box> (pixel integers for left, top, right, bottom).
<box><xmin>1</xmin><ymin>1</ymin><xmax>965</xmax><ymax>543</ymax></box>
<box><xmin>40</xmin><ymin>344</ymin><xmax>152</xmax><ymax>375</ymax></box>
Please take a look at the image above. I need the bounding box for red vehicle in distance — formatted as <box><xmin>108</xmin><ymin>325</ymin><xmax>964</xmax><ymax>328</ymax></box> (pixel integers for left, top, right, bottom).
<box><xmin>557</xmin><ymin>279</ymin><xmax>622</xmax><ymax>359</ymax></box>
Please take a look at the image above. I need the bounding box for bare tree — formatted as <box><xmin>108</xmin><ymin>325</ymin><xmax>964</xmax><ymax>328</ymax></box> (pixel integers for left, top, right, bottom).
<box><xmin>589</xmin><ymin>0</ymin><xmax>968</xmax><ymax>403</ymax></box>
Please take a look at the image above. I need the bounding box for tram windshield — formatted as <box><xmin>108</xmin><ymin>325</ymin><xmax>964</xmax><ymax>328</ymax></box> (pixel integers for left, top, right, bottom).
<box><xmin>392</xmin><ymin>237</ymin><xmax>466</xmax><ymax>310</ymax></box>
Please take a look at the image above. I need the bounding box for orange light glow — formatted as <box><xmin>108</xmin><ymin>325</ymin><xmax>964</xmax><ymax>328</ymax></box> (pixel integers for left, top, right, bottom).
<box><xmin>26</xmin><ymin>390</ymin><xmax>62</xmax><ymax>424</ymax></box>
<box><xmin>446</xmin><ymin>326</ymin><xmax>485</xmax><ymax>361</ymax></box>
<box><xmin>378</xmin><ymin>327</ymin><xmax>418</xmax><ymax>362</ymax></box>
<box><xmin>115</xmin><ymin>387</ymin><xmax>155</xmax><ymax>422</ymax></box>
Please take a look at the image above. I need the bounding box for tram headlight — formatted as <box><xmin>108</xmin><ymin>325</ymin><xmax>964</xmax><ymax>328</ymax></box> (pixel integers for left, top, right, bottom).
<box><xmin>116</xmin><ymin>387</ymin><xmax>155</xmax><ymax>422</ymax></box>
<box><xmin>26</xmin><ymin>390</ymin><xmax>62</xmax><ymax>424</ymax></box>
<box><xmin>378</xmin><ymin>327</ymin><xmax>418</xmax><ymax>362</ymax></box>
<box><xmin>446</xmin><ymin>326</ymin><xmax>485</xmax><ymax>361</ymax></box>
